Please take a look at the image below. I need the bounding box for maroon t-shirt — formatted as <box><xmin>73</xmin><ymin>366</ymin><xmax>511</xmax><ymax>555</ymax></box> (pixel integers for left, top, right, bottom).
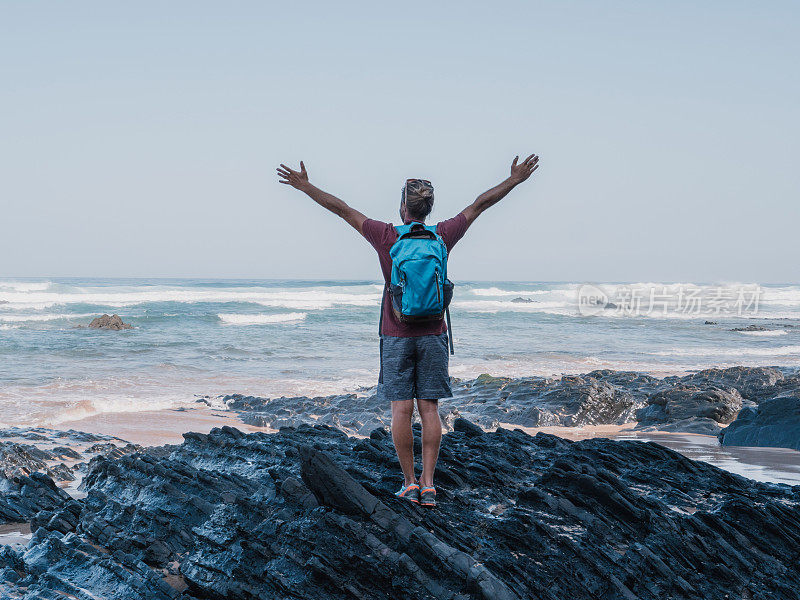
<box><xmin>362</xmin><ymin>212</ymin><xmax>469</xmax><ymax>337</ymax></box>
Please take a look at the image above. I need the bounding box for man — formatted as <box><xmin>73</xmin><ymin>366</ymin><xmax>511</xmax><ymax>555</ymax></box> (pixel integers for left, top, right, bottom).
<box><xmin>277</xmin><ymin>154</ymin><xmax>539</xmax><ymax>507</ymax></box>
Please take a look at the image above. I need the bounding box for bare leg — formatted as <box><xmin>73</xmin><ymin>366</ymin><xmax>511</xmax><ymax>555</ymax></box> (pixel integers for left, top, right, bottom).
<box><xmin>391</xmin><ymin>399</ymin><xmax>416</xmax><ymax>486</ymax></box>
<box><xmin>417</xmin><ymin>399</ymin><xmax>442</xmax><ymax>488</ymax></box>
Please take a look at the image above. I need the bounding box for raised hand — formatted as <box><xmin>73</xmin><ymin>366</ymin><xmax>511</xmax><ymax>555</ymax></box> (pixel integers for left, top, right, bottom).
<box><xmin>277</xmin><ymin>161</ymin><xmax>310</xmax><ymax>191</ymax></box>
<box><xmin>275</xmin><ymin>160</ymin><xmax>368</xmax><ymax>232</ymax></box>
<box><xmin>509</xmin><ymin>153</ymin><xmax>539</xmax><ymax>184</ymax></box>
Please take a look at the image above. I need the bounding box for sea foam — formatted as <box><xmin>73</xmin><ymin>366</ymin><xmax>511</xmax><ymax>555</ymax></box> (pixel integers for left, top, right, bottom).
<box><xmin>738</xmin><ymin>330</ymin><xmax>788</xmax><ymax>337</ymax></box>
<box><xmin>218</xmin><ymin>312</ymin><xmax>307</xmax><ymax>325</ymax></box>
<box><xmin>654</xmin><ymin>345</ymin><xmax>800</xmax><ymax>358</ymax></box>
<box><xmin>0</xmin><ymin>313</ymin><xmax>96</xmax><ymax>323</ymax></box>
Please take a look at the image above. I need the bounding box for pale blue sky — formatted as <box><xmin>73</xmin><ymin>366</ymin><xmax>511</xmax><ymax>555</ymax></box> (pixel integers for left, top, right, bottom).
<box><xmin>1</xmin><ymin>1</ymin><xmax>798</xmax><ymax>282</ymax></box>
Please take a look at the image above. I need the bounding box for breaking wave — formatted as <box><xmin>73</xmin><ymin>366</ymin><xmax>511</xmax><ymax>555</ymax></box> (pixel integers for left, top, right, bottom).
<box><xmin>218</xmin><ymin>312</ymin><xmax>307</xmax><ymax>325</ymax></box>
<box><xmin>654</xmin><ymin>345</ymin><xmax>800</xmax><ymax>358</ymax></box>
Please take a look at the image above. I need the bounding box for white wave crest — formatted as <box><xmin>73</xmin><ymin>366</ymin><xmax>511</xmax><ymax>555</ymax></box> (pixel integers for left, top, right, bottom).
<box><xmin>654</xmin><ymin>345</ymin><xmax>800</xmax><ymax>358</ymax></box>
<box><xmin>0</xmin><ymin>313</ymin><xmax>96</xmax><ymax>323</ymax></box>
<box><xmin>0</xmin><ymin>302</ymin><xmax>60</xmax><ymax>311</ymax></box>
<box><xmin>218</xmin><ymin>312</ymin><xmax>307</xmax><ymax>325</ymax></box>
<box><xmin>738</xmin><ymin>330</ymin><xmax>788</xmax><ymax>337</ymax></box>
<box><xmin>43</xmin><ymin>395</ymin><xmax>197</xmax><ymax>426</ymax></box>
<box><xmin>470</xmin><ymin>287</ymin><xmax>553</xmax><ymax>297</ymax></box>
<box><xmin>0</xmin><ymin>286</ymin><xmax>380</xmax><ymax>310</ymax></box>
<box><xmin>452</xmin><ymin>300</ymin><xmax>570</xmax><ymax>314</ymax></box>
<box><xmin>760</xmin><ymin>288</ymin><xmax>800</xmax><ymax>306</ymax></box>
<box><xmin>0</xmin><ymin>281</ymin><xmax>52</xmax><ymax>292</ymax></box>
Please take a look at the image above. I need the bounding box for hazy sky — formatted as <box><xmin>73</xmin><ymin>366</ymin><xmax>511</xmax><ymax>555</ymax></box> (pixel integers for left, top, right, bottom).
<box><xmin>1</xmin><ymin>1</ymin><xmax>798</xmax><ymax>282</ymax></box>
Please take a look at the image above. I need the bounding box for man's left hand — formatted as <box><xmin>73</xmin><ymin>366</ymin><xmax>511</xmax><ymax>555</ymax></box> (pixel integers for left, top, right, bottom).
<box><xmin>509</xmin><ymin>154</ymin><xmax>539</xmax><ymax>184</ymax></box>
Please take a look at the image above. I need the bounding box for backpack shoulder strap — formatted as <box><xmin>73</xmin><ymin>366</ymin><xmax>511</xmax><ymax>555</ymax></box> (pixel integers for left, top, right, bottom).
<box><xmin>445</xmin><ymin>307</ymin><xmax>454</xmax><ymax>355</ymax></box>
<box><xmin>378</xmin><ymin>283</ymin><xmax>385</xmax><ymax>337</ymax></box>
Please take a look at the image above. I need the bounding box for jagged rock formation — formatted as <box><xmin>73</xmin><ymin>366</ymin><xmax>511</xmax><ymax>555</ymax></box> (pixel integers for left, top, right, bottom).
<box><xmin>672</xmin><ymin>366</ymin><xmax>791</xmax><ymax>402</ymax></box>
<box><xmin>635</xmin><ymin>386</ymin><xmax>745</xmax><ymax>435</ymax></box>
<box><xmin>719</xmin><ymin>395</ymin><xmax>800</xmax><ymax>451</ymax></box>
<box><xmin>0</xmin><ymin>473</ymin><xmax>72</xmax><ymax>524</ymax></box>
<box><xmin>634</xmin><ymin>367</ymin><xmax>800</xmax><ymax>434</ymax></box>
<box><xmin>1</xmin><ymin>424</ymin><xmax>799</xmax><ymax>599</ymax></box>
<box><xmin>86</xmin><ymin>314</ymin><xmax>133</xmax><ymax>330</ymax></box>
<box><xmin>225</xmin><ymin>371</ymin><xmax>657</xmax><ymax>435</ymax></box>
<box><xmin>224</xmin><ymin>367</ymin><xmax>800</xmax><ymax>436</ymax></box>
<box><xmin>0</xmin><ymin>442</ymin><xmax>74</xmax><ymax>481</ymax></box>
<box><xmin>0</xmin><ymin>428</ymin><xmax>126</xmax><ymax>444</ymax></box>
<box><xmin>0</xmin><ymin>429</ymin><xmax>140</xmax><ymax>506</ymax></box>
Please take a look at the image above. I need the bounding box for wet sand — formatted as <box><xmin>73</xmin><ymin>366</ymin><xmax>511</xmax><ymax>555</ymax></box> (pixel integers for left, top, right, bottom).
<box><xmin>57</xmin><ymin>407</ymin><xmax>275</xmax><ymax>446</ymax></box>
<box><xmin>503</xmin><ymin>423</ymin><xmax>800</xmax><ymax>486</ymax></box>
<box><xmin>0</xmin><ymin>523</ymin><xmax>31</xmax><ymax>547</ymax></box>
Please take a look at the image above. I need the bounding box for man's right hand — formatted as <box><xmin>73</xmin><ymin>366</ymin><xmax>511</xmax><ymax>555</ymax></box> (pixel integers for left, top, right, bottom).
<box><xmin>462</xmin><ymin>153</ymin><xmax>541</xmax><ymax>227</ymax></box>
<box><xmin>277</xmin><ymin>161</ymin><xmax>310</xmax><ymax>192</ymax></box>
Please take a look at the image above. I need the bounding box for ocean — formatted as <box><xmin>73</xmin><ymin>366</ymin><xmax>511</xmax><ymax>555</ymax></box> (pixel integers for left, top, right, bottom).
<box><xmin>1</xmin><ymin>278</ymin><xmax>799</xmax><ymax>427</ymax></box>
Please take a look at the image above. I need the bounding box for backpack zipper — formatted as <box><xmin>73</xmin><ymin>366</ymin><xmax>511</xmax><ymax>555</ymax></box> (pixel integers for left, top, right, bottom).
<box><xmin>435</xmin><ymin>270</ymin><xmax>441</xmax><ymax>304</ymax></box>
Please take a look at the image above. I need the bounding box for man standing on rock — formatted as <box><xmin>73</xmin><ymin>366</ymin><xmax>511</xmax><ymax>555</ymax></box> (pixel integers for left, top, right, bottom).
<box><xmin>277</xmin><ymin>154</ymin><xmax>540</xmax><ymax>506</ymax></box>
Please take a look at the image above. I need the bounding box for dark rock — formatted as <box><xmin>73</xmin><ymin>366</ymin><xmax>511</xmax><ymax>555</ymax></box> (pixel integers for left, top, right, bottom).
<box><xmin>510</xmin><ymin>297</ymin><xmax>534</xmax><ymax>303</ymax></box>
<box><xmin>300</xmin><ymin>446</ymin><xmax>379</xmax><ymax>516</ymax></box>
<box><xmin>1</xmin><ymin>426</ymin><xmax>798</xmax><ymax>599</ymax></box>
<box><xmin>0</xmin><ymin>429</ymin><xmax>138</xmax><ymax>489</ymax></box>
<box><xmin>583</xmin><ymin>296</ymin><xmax>617</xmax><ymax>309</ymax></box>
<box><xmin>0</xmin><ymin>442</ymin><xmax>51</xmax><ymax>478</ymax></box>
<box><xmin>426</xmin><ymin>372</ymin><xmax>645</xmax><ymax>429</ymax></box>
<box><xmin>86</xmin><ymin>314</ymin><xmax>133</xmax><ymax>330</ymax></box>
<box><xmin>719</xmin><ymin>395</ymin><xmax>800</xmax><ymax>451</ymax></box>
<box><xmin>280</xmin><ymin>476</ymin><xmax>319</xmax><ymax>509</ymax></box>
<box><xmin>678</xmin><ymin>366</ymin><xmax>796</xmax><ymax>403</ymax></box>
<box><xmin>85</xmin><ymin>442</ymin><xmax>119</xmax><ymax>454</ymax></box>
<box><xmin>222</xmin><ymin>367</ymin><xmax>800</xmax><ymax>436</ymax></box>
<box><xmin>636</xmin><ymin>386</ymin><xmax>743</xmax><ymax>434</ymax></box>
<box><xmin>50</xmin><ymin>446</ymin><xmax>82</xmax><ymax>460</ymax></box>
<box><xmin>0</xmin><ymin>442</ymin><xmax>76</xmax><ymax>482</ymax></box>
<box><xmin>704</xmin><ymin>320</ymin><xmax>717</xmax><ymax>325</ymax></box>
<box><xmin>47</xmin><ymin>463</ymin><xmax>76</xmax><ymax>482</ymax></box>
<box><xmin>0</xmin><ymin>472</ymin><xmax>72</xmax><ymax>524</ymax></box>
<box><xmin>84</xmin><ymin>442</ymin><xmax>141</xmax><ymax>460</ymax></box>
<box><xmin>453</xmin><ymin>418</ymin><xmax>484</xmax><ymax>437</ymax></box>
<box><xmin>6</xmin><ymin>532</ymin><xmax>175</xmax><ymax>599</ymax></box>
<box><xmin>731</xmin><ymin>324</ymin><xmax>767</xmax><ymax>332</ymax></box>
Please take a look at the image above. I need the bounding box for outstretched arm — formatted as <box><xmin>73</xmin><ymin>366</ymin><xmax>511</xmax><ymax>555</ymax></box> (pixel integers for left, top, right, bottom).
<box><xmin>277</xmin><ymin>161</ymin><xmax>367</xmax><ymax>233</ymax></box>
<box><xmin>462</xmin><ymin>154</ymin><xmax>539</xmax><ymax>227</ymax></box>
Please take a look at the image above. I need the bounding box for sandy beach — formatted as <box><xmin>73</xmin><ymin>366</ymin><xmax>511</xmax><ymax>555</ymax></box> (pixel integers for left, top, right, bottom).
<box><xmin>57</xmin><ymin>406</ymin><xmax>275</xmax><ymax>446</ymax></box>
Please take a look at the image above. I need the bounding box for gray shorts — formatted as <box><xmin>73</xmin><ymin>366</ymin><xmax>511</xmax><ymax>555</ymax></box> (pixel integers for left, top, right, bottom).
<box><xmin>378</xmin><ymin>333</ymin><xmax>453</xmax><ymax>401</ymax></box>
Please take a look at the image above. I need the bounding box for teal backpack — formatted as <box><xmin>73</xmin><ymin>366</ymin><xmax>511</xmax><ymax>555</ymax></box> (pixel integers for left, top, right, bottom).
<box><xmin>383</xmin><ymin>222</ymin><xmax>454</xmax><ymax>354</ymax></box>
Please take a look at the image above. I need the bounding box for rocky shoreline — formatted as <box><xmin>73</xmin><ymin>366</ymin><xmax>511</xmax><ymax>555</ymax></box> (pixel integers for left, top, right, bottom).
<box><xmin>1</xmin><ymin>365</ymin><xmax>799</xmax><ymax>598</ymax></box>
<box><xmin>222</xmin><ymin>366</ymin><xmax>800</xmax><ymax>451</ymax></box>
<box><xmin>0</xmin><ymin>423</ymin><xmax>798</xmax><ymax>599</ymax></box>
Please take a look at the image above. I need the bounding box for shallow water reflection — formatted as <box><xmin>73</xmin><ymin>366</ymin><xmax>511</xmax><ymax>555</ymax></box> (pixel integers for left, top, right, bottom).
<box><xmin>610</xmin><ymin>431</ymin><xmax>800</xmax><ymax>486</ymax></box>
